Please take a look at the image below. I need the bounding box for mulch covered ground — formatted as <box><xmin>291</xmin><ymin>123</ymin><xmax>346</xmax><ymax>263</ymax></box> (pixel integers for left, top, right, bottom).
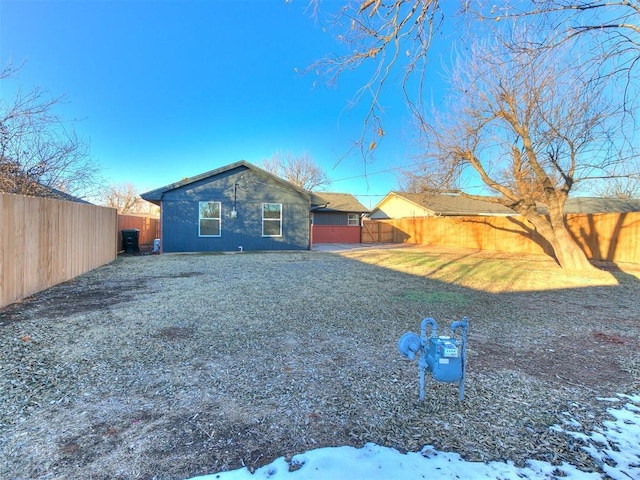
<box><xmin>1</xmin><ymin>247</ymin><xmax>638</xmax><ymax>479</ymax></box>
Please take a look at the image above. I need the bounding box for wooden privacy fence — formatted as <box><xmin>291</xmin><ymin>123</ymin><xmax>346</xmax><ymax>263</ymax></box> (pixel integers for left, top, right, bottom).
<box><xmin>362</xmin><ymin>212</ymin><xmax>640</xmax><ymax>264</ymax></box>
<box><xmin>117</xmin><ymin>214</ymin><xmax>160</xmax><ymax>251</ymax></box>
<box><xmin>1</xmin><ymin>193</ymin><xmax>117</xmax><ymax>309</ymax></box>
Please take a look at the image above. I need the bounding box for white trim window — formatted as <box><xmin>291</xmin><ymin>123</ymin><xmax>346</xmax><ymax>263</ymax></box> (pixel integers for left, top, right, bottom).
<box><xmin>262</xmin><ymin>203</ymin><xmax>282</xmax><ymax>237</ymax></box>
<box><xmin>348</xmin><ymin>213</ymin><xmax>359</xmax><ymax>226</ymax></box>
<box><xmin>199</xmin><ymin>201</ymin><xmax>221</xmax><ymax>237</ymax></box>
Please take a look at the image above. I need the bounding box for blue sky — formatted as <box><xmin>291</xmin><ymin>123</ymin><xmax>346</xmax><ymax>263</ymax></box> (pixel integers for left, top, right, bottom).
<box><xmin>0</xmin><ymin>0</ymin><xmax>436</xmax><ymax>209</ymax></box>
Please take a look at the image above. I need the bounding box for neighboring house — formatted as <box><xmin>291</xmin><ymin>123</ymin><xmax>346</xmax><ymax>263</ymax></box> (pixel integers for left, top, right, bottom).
<box><xmin>370</xmin><ymin>192</ymin><xmax>640</xmax><ymax>220</ymax></box>
<box><xmin>42</xmin><ymin>186</ymin><xmax>94</xmax><ymax>204</ymax></box>
<box><xmin>141</xmin><ymin>160</ymin><xmax>330</xmax><ymax>252</ymax></box>
<box><xmin>310</xmin><ymin>192</ymin><xmax>369</xmax><ymax>244</ymax></box>
<box><xmin>555</xmin><ymin>197</ymin><xmax>640</xmax><ymax>214</ymax></box>
<box><xmin>369</xmin><ymin>191</ymin><xmax>514</xmax><ymax>219</ymax></box>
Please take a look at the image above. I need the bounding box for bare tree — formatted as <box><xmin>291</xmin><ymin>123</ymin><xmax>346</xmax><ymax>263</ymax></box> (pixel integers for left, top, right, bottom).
<box><xmin>427</xmin><ymin>36</ymin><xmax>629</xmax><ymax>270</ymax></box>
<box><xmin>0</xmin><ymin>64</ymin><xmax>101</xmax><ymax>199</ymax></box>
<box><xmin>98</xmin><ymin>182</ymin><xmax>149</xmax><ymax>214</ymax></box>
<box><xmin>397</xmin><ymin>168</ymin><xmax>428</xmax><ymax>193</ymax></box>
<box><xmin>261</xmin><ymin>151</ymin><xmax>332</xmax><ymax>191</ymax></box>
<box><xmin>309</xmin><ymin>1</ymin><xmax>640</xmax><ymax>269</ymax></box>
<box><xmin>591</xmin><ymin>176</ymin><xmax>640</xmax><ymax>199</ymax></box>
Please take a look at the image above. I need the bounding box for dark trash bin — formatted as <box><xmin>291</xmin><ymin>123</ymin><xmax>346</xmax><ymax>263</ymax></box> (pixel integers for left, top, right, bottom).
<box><xmin>121</xmin><ymin>229</ymin><xmax>140</xmax><ymax>253</ymax></box>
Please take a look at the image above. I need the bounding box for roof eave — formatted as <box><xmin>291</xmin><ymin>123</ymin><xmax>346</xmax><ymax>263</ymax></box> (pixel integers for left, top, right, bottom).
<box><xmin>140</xmin><ymin>160</ymin><xmax>312</xmax><ymax>203</ymax></box>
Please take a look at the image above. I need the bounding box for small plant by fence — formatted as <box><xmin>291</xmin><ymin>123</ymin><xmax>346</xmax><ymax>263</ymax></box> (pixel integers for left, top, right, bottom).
<box><xmin>362</xmin><ymin>212</ymin><xmax>640</xmax><ymax>264</ymax></box>
<box><xmin>1</xmin><ymin>193</ymin><xmax>117</xmax><ymax>308</ymax></box>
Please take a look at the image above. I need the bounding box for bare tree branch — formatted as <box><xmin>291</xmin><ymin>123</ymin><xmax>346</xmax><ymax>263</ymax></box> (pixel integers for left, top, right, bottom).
<box><xmin>96</xmin><ymin>182</ymin><xmax>152</xmax><ymax>214</ymax></box>
<box><xmin>312</xmin><ymin>1</ymin><xmax>443</xmax><ymax>162</ymax></box>
<box><xmin>261</xmin><ymin>151</ymin><xmax>332</xmax><ymax>191</ymax></box>
<box><xmin>0</xmin><ymin>63</ymin><xmax>101</xmax><ymax>199</ymax></box>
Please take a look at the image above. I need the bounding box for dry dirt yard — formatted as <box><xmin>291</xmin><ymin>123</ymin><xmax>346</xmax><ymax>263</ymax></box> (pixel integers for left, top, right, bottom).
<box><xmin>1</xmin><ymin>246</ymin><xmax>639</xmax><ymax>479</ymax></box>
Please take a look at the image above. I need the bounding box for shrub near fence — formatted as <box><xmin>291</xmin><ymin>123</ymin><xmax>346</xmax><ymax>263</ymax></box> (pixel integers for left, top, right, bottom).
<box><xmin>1</xmin><ymin>193</ymin><xmax>117</xmax><ymax>309</ymax></box>
<box><xmin>362</xmin><ymin>212</ymin><xmax>640</xmax><ymax>264</ymax></box>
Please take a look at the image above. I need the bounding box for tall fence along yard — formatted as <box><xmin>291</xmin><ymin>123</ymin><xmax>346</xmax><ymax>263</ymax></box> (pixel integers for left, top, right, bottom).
<box><xmin>362</xmin><ymin>212</ymin><xmax>640</xmax><ymax>264</ymax></box>
<box><xmin>1</xmin><ymin>193</ymin><xmax>117</xmax><ymax>309</ymax></box>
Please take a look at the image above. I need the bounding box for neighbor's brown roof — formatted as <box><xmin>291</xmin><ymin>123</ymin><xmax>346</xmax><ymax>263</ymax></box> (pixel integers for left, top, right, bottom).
<box><xmin>392</xmin><ymin>192</ymin><xmax>514</xmax><ymax>216</ymax></box>
<box><xmin>313</xmin><ymin>192</ymin><xmax>370</xmax><ymax>213</ymax></box>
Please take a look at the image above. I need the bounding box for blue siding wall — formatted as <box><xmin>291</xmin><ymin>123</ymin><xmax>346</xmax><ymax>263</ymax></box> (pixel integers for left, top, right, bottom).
<box><xmin>313</xmin><ymin>212</ymin><xmax>351</xmax><ymax>226</ymax></box>
<box><xmin>161</xmin><ymin>166</ymin><xmax>311</xmax><ymax>252</ymax></box>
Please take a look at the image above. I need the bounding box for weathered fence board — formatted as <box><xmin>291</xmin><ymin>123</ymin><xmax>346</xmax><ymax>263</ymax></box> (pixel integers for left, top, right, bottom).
<box><xmin>1</xmin><ymin>193</ymin><xmax>117</xmax><ymax>308</ymax></box>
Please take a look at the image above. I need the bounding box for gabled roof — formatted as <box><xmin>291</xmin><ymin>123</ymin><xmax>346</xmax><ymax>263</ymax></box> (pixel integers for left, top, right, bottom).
<box><xmin>375</xmin><ymin>191</ymin><xmax>514</xmax><ymax>216</ymax></box>
<box><xmin>312</xmin><ymin>192</ymin><xmax>369</xmax><ymax>213</ymax></box>
<box><xmin>141</xmin><ymin>160</ymin><xmax>312</xmax><ymax>205</ymax></box>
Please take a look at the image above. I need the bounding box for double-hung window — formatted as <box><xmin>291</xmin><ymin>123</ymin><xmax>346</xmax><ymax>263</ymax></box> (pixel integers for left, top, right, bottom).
<box><xmin>262</xmin><ymin>203</ymin><xmax>282</xmax><ymax>237</ymax></box>
<box><xmin>199</xmin><ymin>201</ymin><xmax>221</xmax><ymax>237</ymax></box>
<box><xmin>348</xmin><ymin>213</ymin><xmax>359</xmax><ymax>226</ymax></box>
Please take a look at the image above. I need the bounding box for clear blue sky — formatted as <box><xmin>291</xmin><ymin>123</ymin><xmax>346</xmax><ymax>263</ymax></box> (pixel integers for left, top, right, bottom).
<box><xmin>0</xmin><ymin>0</ymin><xmax>435</xmax><ymax>209</ymax></box>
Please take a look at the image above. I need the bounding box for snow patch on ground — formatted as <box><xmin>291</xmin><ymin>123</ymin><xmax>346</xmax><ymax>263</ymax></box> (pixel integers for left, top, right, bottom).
<box><xmin>188</xmin><ymin>394</ymin><xmax>640</xmax><ymax>480</ymax></box>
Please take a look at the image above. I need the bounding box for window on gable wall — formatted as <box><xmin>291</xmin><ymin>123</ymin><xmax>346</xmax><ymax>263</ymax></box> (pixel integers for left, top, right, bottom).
<box><xmin>348</xmin><ymin>213</ymin><xmax>359</xmax><ymax>226</ymax></box>
<box><xmin>199</xmin><ymin>201</ymin><xmax>221</xmax><ymax>236</ymax></box>
<box><xmin>262</xmin><ymin>203</ymin><xmax>282</xmax><ymax>237</ymax></box>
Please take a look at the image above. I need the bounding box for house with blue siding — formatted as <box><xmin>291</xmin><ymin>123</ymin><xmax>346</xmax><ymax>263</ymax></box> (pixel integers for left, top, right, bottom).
<box><xmin>141</xmin><ymin>161</ymin><xmax>323</xmax><ymax>252</ymax></box>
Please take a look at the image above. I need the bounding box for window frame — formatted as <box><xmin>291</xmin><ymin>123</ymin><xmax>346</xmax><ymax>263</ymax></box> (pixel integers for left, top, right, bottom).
<box><xmin>348</xmin><ymin>213</ymin><xmax>359</xmax><ymax>226</ymax></box>
<box><xmin>262</xmin><ymin>203</ymin><xmax>282</xmax><ymax>237</ymax></box>
<box><xmin>198</xmin><ymin>201</ymin><xmax>222</xmax><ymax>237</ymax></box>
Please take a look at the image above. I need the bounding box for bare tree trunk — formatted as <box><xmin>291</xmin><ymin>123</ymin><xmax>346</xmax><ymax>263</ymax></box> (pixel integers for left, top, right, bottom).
<box><xmin>550</xmin><ymin>226</ymin><xmax>594</xmax><ymax>271</ymax></box>
<box><xmin>524</xmin><ymin>211</ymin><xmax>595</xmax><ymax>271</ymax></box>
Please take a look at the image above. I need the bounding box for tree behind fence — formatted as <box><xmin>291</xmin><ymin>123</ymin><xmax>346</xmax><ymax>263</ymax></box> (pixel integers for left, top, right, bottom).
<box><xmin>362</xmin><ymin>213</ymin><xmax>640</xmax><ymax>264</ymax></box>
<box><xmin>1</xmin><ymin>193</ymin><xmax>117</xmax><ymax>308</ymax></box>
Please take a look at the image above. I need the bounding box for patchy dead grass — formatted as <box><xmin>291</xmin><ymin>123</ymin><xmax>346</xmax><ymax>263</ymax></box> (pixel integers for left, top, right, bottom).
<box><xmin>343</xmin><ymin>245</ymin><xmax>637</xmax><ymax>292</ymax></box>
<box><xmin>1</xmin><ymin>246</ymin><xmax>638</xmax><ymax>479</ymax></box>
